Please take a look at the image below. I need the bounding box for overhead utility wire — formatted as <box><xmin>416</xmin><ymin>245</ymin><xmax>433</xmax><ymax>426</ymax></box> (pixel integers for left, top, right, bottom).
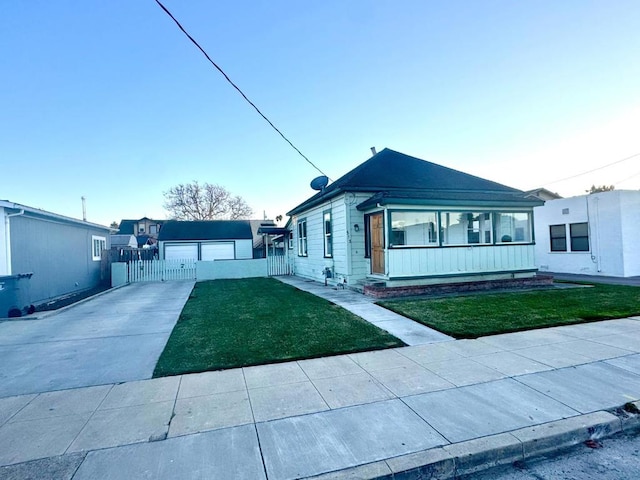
<box><xmin>153</xmin><ymin>0</ymin><xmax>330</xmax><ymax>179</ymax></box>
<box><xmin>544</xmin><ymin>152</ymin><xmax>640</xmax><ymax>186</ymax></box>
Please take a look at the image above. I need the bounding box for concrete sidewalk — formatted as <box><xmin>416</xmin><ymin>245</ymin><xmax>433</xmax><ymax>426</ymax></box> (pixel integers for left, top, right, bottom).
<box><xmin>1</xmin><ymin>317</ymin><xmax>640</xmax><ymax>479</ymax></box>
<box><xmin>276</xmin><ymin>276</ymin><xmax>453</xmax><ymax>346</ymax></box>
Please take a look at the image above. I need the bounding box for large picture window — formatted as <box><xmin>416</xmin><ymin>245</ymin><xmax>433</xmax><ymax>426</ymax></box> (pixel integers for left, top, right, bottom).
<box><xmin>297</xmin><ymin>219</ymin><xmax>307</xmax><ymax>256</ymax></box>
<box><xmin>323</xmin><ymin>211</ymin><xmax>332</xmax><ymax>257</ymax></box>
<box><xmin>92</xmin><ymin>235</ymin><xmax>106</xmax><ymax>261</ymax></box>
<box><xmin>441</xmin><ymin>212</ymin><xmax>492</xmax><ymax>245</ymax></box>
<box><xmin>494</xmin><ymin>212</ymin><xmax>532</xmax><ymax>243</ymax></box>
<box><xmin>390</xmin><ymin>211</ymin><xmax>437</xmax><ymax>246</ymax></box>
<box><xmin>550</xmin><ymin>224</ymin><xmax>567</xmax><ymax>252</ymax></box>
<box><xmin>570</xmin><ymin>223</ymin><xmax>589</xmax><ymax>252</ymax></box>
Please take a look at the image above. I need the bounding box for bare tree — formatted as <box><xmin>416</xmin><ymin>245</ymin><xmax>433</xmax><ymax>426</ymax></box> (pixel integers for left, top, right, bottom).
<box><xmin>163</xmin><ymin>181</ymin><xmax>253</xmax><ymax>220</ymax></box>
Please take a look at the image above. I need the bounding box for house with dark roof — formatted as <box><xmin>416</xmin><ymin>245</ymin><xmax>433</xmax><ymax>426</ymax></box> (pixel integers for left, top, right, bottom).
<box><xmin>157</xmin><ymin>220</ymin><xmax>254</xmax><ymax>261</ymax></box>
<box><xmin>118</xmin><ymin>217</ymin><xmax>165</xmax><ymax>248</ymax></box>
<box><xmin>286</xmin><ymin>148</ymin><xmax>545</xmax><ymax>294</ymax></box>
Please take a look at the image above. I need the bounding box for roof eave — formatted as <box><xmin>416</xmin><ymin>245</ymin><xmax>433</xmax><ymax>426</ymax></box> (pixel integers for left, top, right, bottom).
<box><xmin>357</xmin><ymin>196</ymin><xmax>543</xmax><ymax>211</ymax></box>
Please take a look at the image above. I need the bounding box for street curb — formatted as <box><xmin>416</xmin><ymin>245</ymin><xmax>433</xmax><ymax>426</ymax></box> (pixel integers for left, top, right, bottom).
<box><xmin>302</xmin><ymin>410</ymin><xmax>628</xmax><ymax>479</ymax></box>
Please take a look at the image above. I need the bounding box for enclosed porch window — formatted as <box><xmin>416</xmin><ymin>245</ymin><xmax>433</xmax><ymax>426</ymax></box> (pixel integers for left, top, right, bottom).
<box><xmin>390</xmin><ymin>211</ymin><xmax>438</xmax><ymax>246</ymax></box>
<box><xmin>441</xmin><ymin>212</ymin><xmax>493</xmax><ymax>245</ymax></box>
<box><xmin>494</xmin><ymin>212</ymin><xmax>532</xmax><ymax>243</ymax></box>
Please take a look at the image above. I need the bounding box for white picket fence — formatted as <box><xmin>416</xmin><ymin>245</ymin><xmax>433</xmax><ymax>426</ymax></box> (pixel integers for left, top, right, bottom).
<box><xmin>127</xmin><ymin>259</ymin><xmax>196</xmax><ymax>283</ymax></box>
<box><xmin>267</xmin><ymin>255</ymin><xmax>290</xmax><ymax>276</ymax></box>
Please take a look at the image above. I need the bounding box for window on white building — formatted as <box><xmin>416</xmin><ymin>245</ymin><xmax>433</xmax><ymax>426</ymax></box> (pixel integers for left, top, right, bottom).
<box><xmin>570</xmin><ymin>223</ymin><xmax>589</xmax><ymax>251</ymax></box>
<box><xmin>92</xmin><ymin>235</ymin><xmax>107</xmax><ymax>261</ymax></box>
<box><xmin>323</xmin><ymin>211</ymin><xmax>332</xmax><ymax>257</ymax></box>
<box><xmin>297</xmin><ymin>219</ymin><xmax>307</xmax><ymax>256</ymax></box>
<box><xmin>550</xmin><ymin>224</ymin><xmax>567</xmax><ymax>252</ymax></box>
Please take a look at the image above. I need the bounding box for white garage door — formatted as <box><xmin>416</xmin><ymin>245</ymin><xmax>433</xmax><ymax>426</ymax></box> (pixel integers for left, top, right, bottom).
<box><xmin>164</xmin><ymin>243</ymin><xmax>198</xmax><ymax>260</ymax></box>
<box><xmin>201</xmin><ymin>242</ymin><xmax>235</xmax><ymax>261</ymax></box>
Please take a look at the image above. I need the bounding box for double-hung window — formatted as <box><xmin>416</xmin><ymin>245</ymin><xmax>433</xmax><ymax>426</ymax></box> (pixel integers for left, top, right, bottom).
<box><xmin>549</xmin><ymin>224</ymin><xmax>567</xmax><ymax>252</ymax></box>
<box><xmin>92</xmin><ymin>235</ymin><xmax>107</xmax><ymax>261</ymax></box>
<box><xmin>323</xmin><ymin>211</ymin><xmax>332</xmax><ymax>257</ymax></box>
<box><xmin>570</xmin><ymin>223</ymin><xmax>589</xmax><ymax>251</ymax></box>
<box><xmin>297</xmin><ymin>219</ymin><xmax>307</xmax><ymax>256</ymax></box>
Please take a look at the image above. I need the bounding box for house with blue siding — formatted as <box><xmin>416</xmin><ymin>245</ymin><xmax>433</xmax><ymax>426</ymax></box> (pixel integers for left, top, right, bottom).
<box><xmin>286</xmin><ymin>149</ymin><xmax>545</xmax><ymax>296</ymax></box>
<box><xmin>0</xmin><ymin>200</ymin><xmax>112</xmax><ymax>316</ymax></box>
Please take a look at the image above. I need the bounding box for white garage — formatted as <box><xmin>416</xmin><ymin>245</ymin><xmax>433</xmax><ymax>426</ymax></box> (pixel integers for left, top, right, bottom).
<box><xmin>164</xmin><ymin>243</ymin><xmax>198</xmax><ymax>261</ymax></box>
<box><xmin>201</xmin><ymin>242</ymin><xmax>235</xmax><ymax>261</ymax></box>
<box><xmin>158</xmin><ymin>220</ymin><xmax>254</xmax><ymax>261</ymax></box>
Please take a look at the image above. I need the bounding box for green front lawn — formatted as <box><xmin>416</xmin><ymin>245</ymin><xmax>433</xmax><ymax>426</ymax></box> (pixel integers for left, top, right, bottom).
<box><xmin>154</xmin><ymin>278</ymin><xmax>404</xmax><ymax>376</ymax></box>
<box><xmin>378</xmin><ymin>283</ymin><xmax>640</xmax><ymax>339</ymax></box>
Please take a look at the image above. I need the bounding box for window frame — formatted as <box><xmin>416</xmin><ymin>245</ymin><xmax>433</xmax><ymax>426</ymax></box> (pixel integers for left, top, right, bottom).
<box><xmin>387</xmin><ymin>210</ymin><xmax>439</xmax><ymax>248</ymax></box>
<box><xmin>297</xmin><ymin>218</ymin><xmax>308</xmax><ymax>257</ymax></box>
<box><xmin>569</xmin><ymin>222</ymin><xmax>590</xmax><ymax>252</ymax></box>
<box><xmin>549</xmin><ymin>224</ymin><xmax>567</xmax><ymax>252</ymax></box>
<box><xmin>363</xmin><ymin>213</ymin><xmax>372</xmax><ymax>258</ymax></box>
<box><xmin>494</xmin><ymin>211</ymin><xmax>533</xmax><ymax>244</ymax></box>
<box><xmin>91</xmin><ymin>235</ymin><xmax>107</xmax><ymax>261</ymax></box>
<box><xmin>323</xmin><ymin>210</ymin><xmax>332</xmax><ymax>258</ymax></box>
<box><xmin>440</xmin><ymin>211</ymin><xmax>494</xmax><ymax>246</ymax></box>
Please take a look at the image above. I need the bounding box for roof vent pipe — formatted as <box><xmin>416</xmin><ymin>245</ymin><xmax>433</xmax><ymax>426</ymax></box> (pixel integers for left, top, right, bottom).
<box><xmin>370</xmin><ymin>147</ymin><xmax>377</xmax><ymax>156</ymax></box>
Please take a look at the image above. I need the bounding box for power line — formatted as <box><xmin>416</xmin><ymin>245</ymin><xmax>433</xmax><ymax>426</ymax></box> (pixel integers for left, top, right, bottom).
<box><xmin>613</xmin><ymin>169</ymin><xmax>640</xmax><ymax>186</ymax></box>
<box><xmin>153</xmin><ymin>0</ymin><xmax>330</xmax><ymax>179</ymax></box>
<box><xmin>544</xmin><ymin>152</ymin><xmax>640</xmax><ymax>186</ymax></box>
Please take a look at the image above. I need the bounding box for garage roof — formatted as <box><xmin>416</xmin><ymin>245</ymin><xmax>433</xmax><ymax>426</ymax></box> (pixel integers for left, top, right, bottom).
<box><xmin>158</xmin><ymin>220</ymin><xmax>253</xmax><ymax>241</ymax></box>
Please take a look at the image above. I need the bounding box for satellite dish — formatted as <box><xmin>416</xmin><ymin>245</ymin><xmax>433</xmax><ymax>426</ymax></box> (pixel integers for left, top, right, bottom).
<box><xmin>310</xmin><ymin>176</ymin><xmax>329</xmax><ymax>191</ymax></box>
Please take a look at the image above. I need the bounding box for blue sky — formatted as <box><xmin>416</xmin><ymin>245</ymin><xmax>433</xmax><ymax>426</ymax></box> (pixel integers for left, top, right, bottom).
<box><xmin>2</xmin><ymin>1</ymin><xmax>639</xmax><ymax>226</ymax></box>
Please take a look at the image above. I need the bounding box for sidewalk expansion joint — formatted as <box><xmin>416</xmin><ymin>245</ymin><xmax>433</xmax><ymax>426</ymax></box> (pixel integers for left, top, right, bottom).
<box><xmin>299</xmin><ymin>407</ymin><xmax>639</xmax><ymax>480</ymax></box>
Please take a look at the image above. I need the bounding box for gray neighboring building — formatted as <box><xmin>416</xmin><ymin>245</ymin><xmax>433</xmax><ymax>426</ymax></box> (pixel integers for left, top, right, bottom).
<box><xmin>0</xmin><ymin>200</ymin><xmax>112</xmax><ymax>313</ymax></box>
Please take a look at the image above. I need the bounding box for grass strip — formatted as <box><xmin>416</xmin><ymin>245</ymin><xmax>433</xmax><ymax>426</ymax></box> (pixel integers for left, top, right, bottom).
<box><xmin>378</xmin><ymin>283</ymin><xmax>640</xmax><ymax>338</ymax></box>
<box><xmin>154</xmin><ymin>277</ymin><xmax>404</xmax><ymax>376</ymax></box>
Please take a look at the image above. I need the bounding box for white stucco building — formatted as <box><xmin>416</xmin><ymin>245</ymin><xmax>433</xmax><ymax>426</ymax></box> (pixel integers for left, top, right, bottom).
<box><xmin>534</xmin><ymin>190</ymin><xmax>640</xmax><ymax>277</ymax></box>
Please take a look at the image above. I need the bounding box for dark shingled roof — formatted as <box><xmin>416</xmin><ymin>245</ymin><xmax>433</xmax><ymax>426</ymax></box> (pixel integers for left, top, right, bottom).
<box><xmin>157</xmin><ymin>220</ymin><xmax>253</xmax><ymax>241</ymax></box>
<box><xmin>117</xmin><ymin>220</ymin><xmax>137</xmax><ymax>235</ymax></box>
<box><xmin>287</xmin><ymin>148</ymin><xmax>541</xmax><ymax>215</ymax></box>
<box><xmin>118</xmin><ymin>218</ymin><xmax>165</xmax><ymax>235</ymax></box>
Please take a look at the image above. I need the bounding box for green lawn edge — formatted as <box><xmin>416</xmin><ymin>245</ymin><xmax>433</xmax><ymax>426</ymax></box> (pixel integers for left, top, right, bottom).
<box><xmin>154</xmin><ymin>278</ymin><xmax>405</xmax><ymax>377</ymax></box>
<box><xmin>378</xmin><ymin>283</ymin><xmax>640</xmax><ymax>339</ymax></box>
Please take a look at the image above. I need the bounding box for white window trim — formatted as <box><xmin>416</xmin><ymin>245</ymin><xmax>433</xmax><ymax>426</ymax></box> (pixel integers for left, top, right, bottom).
<box><xmin>323</xmin><ymin>211</ymin><xmax>332</xmax><ymax>258</ymax></box>
<box><xmin>92</xmin><ymin>235</ymin><xmax>107</xmax><ymax>261</ymax></box>
<box><xmin>297</xmin><ymin>219</ymin><xmax>308</xmax><ymax>257</ymax></box>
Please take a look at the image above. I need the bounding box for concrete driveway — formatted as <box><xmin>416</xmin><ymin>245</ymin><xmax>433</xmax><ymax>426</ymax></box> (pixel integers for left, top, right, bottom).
<box><xmin>0</xmin><ymin>281</ymin><xmax>194</xmax><ymax>398</ymax></box>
